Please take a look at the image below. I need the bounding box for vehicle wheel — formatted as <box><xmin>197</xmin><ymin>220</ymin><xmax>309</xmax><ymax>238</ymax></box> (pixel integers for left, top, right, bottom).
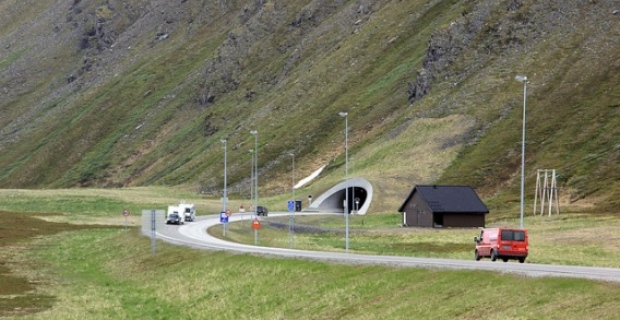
<box><xmin>475</xmin><ymin>250</ymin><xmax>481</xmax><ymax>261</ymax></box>
<box><xmin>502</xmin><ymin>258</ymin><xmax>508</xmax><ymax>263</ymax></box>
<box><xmin>519</xmin><ymin>257</ymin><xmax>525</xmax><ymax>263</ymax></box>
<box><xmin>490</xmin><ymin>250</ymin><xmax>497</xmax><ymax>262</ymax></box>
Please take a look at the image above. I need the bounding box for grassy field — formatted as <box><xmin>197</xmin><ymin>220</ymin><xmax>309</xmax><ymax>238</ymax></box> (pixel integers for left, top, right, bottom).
<box><xmin>214</xmin><ymin>211</ymin><xmax>620</xmax><ymax>268</ymax></box>
<box><xmin>2</xmin><ymin>188</ymin><xmax>620</xmax><ymax>319</ymax></box>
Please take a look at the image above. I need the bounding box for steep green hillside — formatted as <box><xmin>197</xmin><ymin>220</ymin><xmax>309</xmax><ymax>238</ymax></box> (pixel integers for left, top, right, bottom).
<box><xmin>0</xmin><ymin>0</ymin><xmax>618</xmax><ymax>212</ymax></box>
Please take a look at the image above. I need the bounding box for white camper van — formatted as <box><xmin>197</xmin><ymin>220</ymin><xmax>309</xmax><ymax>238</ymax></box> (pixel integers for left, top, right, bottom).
<box><xmin>178</xmin><ymin>202</ymin><xmax>196</xmax><ymax>222</ymax></box>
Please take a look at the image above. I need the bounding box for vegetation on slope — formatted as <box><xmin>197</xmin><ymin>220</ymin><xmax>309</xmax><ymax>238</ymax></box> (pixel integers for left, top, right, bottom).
<box><xmin>0</xmin><ymin>0</ymin><xmax>619</xmax><ymax>212</ymax></box>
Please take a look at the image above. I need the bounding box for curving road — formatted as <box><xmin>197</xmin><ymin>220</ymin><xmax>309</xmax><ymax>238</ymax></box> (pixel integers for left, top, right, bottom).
<box><xmin>155</xmin><ymin>213</ymin><xmax>620</xmax><ymax>283</ymax></box>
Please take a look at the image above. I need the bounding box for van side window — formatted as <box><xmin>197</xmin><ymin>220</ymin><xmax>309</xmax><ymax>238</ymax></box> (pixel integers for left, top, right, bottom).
<box><xmin>500</xmin><ymin>230</ymin><xmax>526</xmax><ymax>241</ymax></box>
<box><xmin>501</xmin><ymin>230</ymin><xmax>511</xmax><ymax>240</ymax></box>
<box><xmin>513</xmin><ymin>231</ymin><xmax>525</xmax><ymax>241</ymax></box>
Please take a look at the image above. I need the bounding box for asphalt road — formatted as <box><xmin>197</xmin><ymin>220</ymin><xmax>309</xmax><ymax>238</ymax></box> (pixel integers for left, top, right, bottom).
<box><xmin>155</xmin><ymin>213</ymin><xmax>620</xmax><ymax>283</ymax></box>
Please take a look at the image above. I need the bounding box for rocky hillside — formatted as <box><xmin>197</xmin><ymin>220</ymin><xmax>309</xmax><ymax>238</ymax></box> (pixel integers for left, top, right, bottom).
<box><xmin>0</xmin><ymin>0</ymin><xmax>619</xmax><ymax>212</ymax></box>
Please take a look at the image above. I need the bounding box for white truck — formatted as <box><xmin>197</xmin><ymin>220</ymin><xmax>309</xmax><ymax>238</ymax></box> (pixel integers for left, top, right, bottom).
<box><xmin>166</xmin><ymin>202</ymin><xmax>196</xmax><ymax>224</ymax></box>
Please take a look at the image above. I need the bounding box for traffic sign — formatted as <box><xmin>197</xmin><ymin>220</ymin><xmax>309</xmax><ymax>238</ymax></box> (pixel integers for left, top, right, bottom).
<box><xmin>123</xmin><ymin>209</ymin><xmax>131</xmax><ymax>229</ymax></box>
<box><xmin>287</xmin><ymin>201</ymin><xmax>295</xmax><ymax>212</ymax></box>
<box><xmin>252</xmin><ymin>218</ymin><xmax>261</xmax><ymax>230</ymax></box>
<box><xmin>220</xmin><ymin>211</ymin><xmax>229</xmax><ymax>223</ymax></box>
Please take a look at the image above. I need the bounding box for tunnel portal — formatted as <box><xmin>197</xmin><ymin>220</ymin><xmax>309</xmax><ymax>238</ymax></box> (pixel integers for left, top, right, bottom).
<box><xmin>306</xmin><ymin>178</ymin><xmax>373</xmax><ymax>215</ymax></box>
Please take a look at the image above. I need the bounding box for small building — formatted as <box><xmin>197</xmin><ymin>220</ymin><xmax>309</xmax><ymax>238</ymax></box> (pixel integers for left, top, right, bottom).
<box><xmin>398</xmin><ymin>185</ymin><xmax>488</xmax><ymax>228</ymax></box>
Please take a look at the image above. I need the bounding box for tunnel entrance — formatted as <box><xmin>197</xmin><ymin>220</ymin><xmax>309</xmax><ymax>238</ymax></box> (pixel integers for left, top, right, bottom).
<box><xmin>306</xmin><ymin>178</ymin><xmax>373</xmax><ymax>215</ymax></box>
<box><xmin>338</xmin><ymin>186</ymin><xmax>368</xmax><ymax>214</ymax></box>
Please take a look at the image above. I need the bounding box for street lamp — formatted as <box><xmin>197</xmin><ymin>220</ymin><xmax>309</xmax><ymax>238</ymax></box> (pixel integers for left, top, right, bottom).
<box><xmin>338</xmin><ymin>111</ymin><xmax>349</xmax><ymax>252</ymax></box>
<box><xmin>250</xmin><ymin>130</ymin><xmax>258</xmax><ymax>215</ymax></box>
<box><xmin>289</xmin><ymin>152</ymin><xmax>295</xmax><ymax>248</ymax></box>
<box><xmin>289</xmin><ymin>153</ymin><xmax>296</xmax><ymax>203</ymax></box>
<box><xmin>248</xmin><ymin>149</ymin><xmax>254</xmax><ymax>218</ymax></box>
<box><xmin>515</xmin><ymin>75</ymin><xmax>527</xmax><ymax>229</ymax></box>
<box><xmin>221</xmin><ymin>138</ymin><xmax>228</xmax><ymax>212</ymax></box>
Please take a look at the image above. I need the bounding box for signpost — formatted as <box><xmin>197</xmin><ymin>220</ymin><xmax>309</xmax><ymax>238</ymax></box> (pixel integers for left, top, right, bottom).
<box><xmin>220</xmin><ymin>211</ymin><xmax>229</xmax><ymax>236</ymax></box>
<box><xmin>123</xmin><ymin>209</ymin><xmax>130</xmax><ymax>229</ymax></box>
<box><xmin>151</xmin><ymin>209</ymin><xmax>156</xmax><ymax>253</ymax></box>
<box><xmin>142</xmin><ymin>209</ymin><xmax>163</xmax><ymax>254</ymax></box>
<box><xmin>252</xmin><ymin>218</ymin><xmax>261</xmax><ymax>245</ymax></box>
<box><xmin>287</xmin><ymin>200</ymin><xmax>295</xmax><ymax>248</ymax></box>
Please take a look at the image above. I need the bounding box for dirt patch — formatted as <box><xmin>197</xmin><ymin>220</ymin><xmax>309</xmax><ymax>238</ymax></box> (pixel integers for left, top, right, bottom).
<box><xmin>0</xmin><ymin>211</ymin><xmax>120</xmax><ymax>317</ymax></box>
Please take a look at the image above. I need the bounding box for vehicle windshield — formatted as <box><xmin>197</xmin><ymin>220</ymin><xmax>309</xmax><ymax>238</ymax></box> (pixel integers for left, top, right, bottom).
<box><xmin>500</xmin><ymin>230</ymin><xmax>526</xmax><ymax>241</ymax></box>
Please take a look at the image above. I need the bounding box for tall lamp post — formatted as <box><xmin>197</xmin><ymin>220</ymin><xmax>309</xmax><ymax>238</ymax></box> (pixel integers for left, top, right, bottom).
<box><xmin>250</xmin><ymin>130</ymin><xmax>258</xmax><ymax>216</ymax></box>
<box><xmin>221</xmin><ymin>138</ymin><xmax>228</xmax><ymax>236</ymax></box>
<box><xmin>248</xmin><ymin>149</ymin><xmax>254</xmax><ymax>218</ymax></box>
<box><xmin>221</xmin><ymin>138</ymin><xmax>228</xmax><ymax>212</ymax></box>
<box><xmin>338</xmin><ymin>111</ymin><xmax>349</xmax><ymax>253</ymax></box>
<box><xmin>289</xmin><ymin>152</ymin><xmax>295</xmax><ymax>248</ymax></box>
<box><xmin>515</xmin><ymin>75</ymin><xmax>527</xmax><ymax>229</ymax></box>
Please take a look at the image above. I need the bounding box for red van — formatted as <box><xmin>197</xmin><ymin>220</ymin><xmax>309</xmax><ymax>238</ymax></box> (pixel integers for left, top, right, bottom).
<box><xmin>474</xmin><ymin>228</ymin><xmax>528</xmax><ymax>263</ymax></box>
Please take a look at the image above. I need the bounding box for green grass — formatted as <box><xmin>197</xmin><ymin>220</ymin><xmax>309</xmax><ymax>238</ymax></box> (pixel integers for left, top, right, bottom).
<box><xmin>0</xmin><ymin>211</ymin><xmax>122</xmax><ymax>318</ymax></box>
<box><xmin>213</xmin><ymin>212</ymin><xmax>620</xmax><ymax>267</ymax></box>
<box><xmin>8</xmin><ymin>224</ymin><xmax>620</xmax><ymax>319</ymax></box>
<box><xmin>2</xmin><ymin>188</ymin><xmax>620</xmax><ymax>319</ymax></box>
<box><xmin>2</xmin><ymin>1</ymin><xmax>620</xmax><ymax>315</ymax></box>
<box><xmin>0</xmin><ymin>188</ymin><xmax>225</xmax><ymax>225</ymax></box>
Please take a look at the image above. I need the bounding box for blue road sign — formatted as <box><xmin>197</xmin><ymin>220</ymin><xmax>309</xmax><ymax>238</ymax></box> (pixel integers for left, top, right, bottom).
<box><xmin>220</xmin><ymin>211</ymin><xmax>229</xmax><ymax>223</ymax></box>
<box><xmin>287</xmin><ymin>200</ymin><xmax>295</xmax><ymax>212</ymax></box>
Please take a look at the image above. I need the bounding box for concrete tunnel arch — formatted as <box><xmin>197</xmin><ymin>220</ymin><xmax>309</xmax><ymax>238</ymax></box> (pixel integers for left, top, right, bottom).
<box><xmin>306</xmin><ymin>178</ymin><xmax>373</xmax><ymax>215</ymax></box>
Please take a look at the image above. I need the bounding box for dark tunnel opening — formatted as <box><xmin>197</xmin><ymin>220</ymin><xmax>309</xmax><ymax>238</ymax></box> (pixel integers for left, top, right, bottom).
<box><xmin>328</xmin><ymin>186</ymin><xmax>368</xmax><ymax>214</ymax></box>
<box><xmin>309</xmin><ymin>178</ymin><xmax>373</xmax><ymax>215</ymax></box>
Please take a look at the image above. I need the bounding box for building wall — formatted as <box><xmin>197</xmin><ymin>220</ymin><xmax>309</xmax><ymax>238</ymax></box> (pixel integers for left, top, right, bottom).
<box><xmin>402</xmin><ymin>196</ymin><xmax>486</xmax><ymax>228</ymax></box>
<box><xmin>442</xmin><ymin>213</ymin><xmax>485</xmax><ymax>228</ymax></box>
<box><xmin>402</xmin><ymin>193</ymin><xmax>433</xmax><ymax>227</ymax></box>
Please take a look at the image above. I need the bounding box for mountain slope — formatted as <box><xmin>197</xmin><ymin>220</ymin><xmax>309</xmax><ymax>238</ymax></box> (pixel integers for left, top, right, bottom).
<box><xmin>0</xmin><ymin>0</ymin><xmax>619</xmax><ymax>213</ymax></box>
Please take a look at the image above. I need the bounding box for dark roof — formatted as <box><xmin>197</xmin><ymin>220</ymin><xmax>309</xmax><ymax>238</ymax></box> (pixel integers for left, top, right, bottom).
<box><xmin>398</xmin><ymin>185</ymin><xmax>489</xmax><ymax>214</ymax></box>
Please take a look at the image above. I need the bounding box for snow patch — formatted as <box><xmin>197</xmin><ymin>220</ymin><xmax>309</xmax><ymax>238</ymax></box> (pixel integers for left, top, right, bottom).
<box><xmin>295</xmin><ymin>165</ymin><xmax>325</xmax><ymax>189</ymax></box>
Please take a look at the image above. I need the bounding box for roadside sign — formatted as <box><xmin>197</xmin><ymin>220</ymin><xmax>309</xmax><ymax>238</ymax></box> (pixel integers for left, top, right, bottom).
<box><xmin>123</xmin><ymin>209</ymin><xmax>130</xmax><ymax>229</ymax></box>
<box><xmin>252</xmin><ymin>218</ymin><xmax>260</xmax><ymax>245</ymax></box>
<box><xmin>287</xmin><ymin>201</ymin><xmax>295</xmax><ymax>212</ymax></box>
<box><xmin>220</xmin><ymin>211</ymin><xmax>229</xmax><ymax>223</ymax></box>
<box><xmin>252</xmin><ymin>218</ymin><xmax>261</xmax><ymax>230</ymax></box>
